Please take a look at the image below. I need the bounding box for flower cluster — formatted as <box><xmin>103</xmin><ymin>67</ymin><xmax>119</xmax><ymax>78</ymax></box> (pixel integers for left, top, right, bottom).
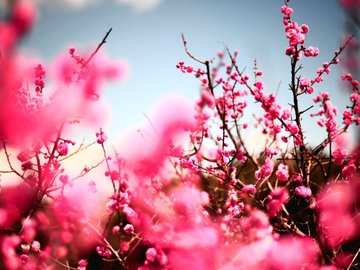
<box><xmin>0</xmin><ymin>1</ymin><xmax>359</xmax><ymax>270</ymax></box>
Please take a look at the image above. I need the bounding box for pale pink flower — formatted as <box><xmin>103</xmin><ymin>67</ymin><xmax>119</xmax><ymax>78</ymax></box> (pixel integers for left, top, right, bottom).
<box><xmin>275</xmin><ymin>163</ymin><xmax>289</xmax><ymax>182</ymax></box>
<box><xmin>145</xmin><ymin>247</ymin><xmax>157</xmax><ymax>262</ymax></box>
<box><xmin>123</xmin><ymin>224</ymin><xmax>135</xmax><ymax>234</ymax></box>
<box><xmin>295</xmin><ymin>186</ymin><xmax>312</xmax><ymax>198</ymax></box>
<box><xmin>304</xmin><ymin>46</ymin><xmax>319</xmax><ymax>57</ymax></box>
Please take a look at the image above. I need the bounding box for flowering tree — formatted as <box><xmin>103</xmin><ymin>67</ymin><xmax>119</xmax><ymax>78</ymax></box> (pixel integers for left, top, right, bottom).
<box><xmin>0</xmin><ymin>0</ymin><xmax>359</xmax><ymax>270</ymax></box>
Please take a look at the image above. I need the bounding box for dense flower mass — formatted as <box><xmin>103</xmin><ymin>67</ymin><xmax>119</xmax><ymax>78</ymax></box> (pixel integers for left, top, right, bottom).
<box><xmin>0</xmin><ymin>1</ymin><xmax>359</xmax><ymax>270</ymax></box>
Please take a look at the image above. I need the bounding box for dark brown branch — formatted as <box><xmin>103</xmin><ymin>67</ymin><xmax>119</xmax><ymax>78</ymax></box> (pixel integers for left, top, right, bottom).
<box><xmin>83</xmin><ymin>27</ymin><xmax>113</xmax><ymax>68</ymax></box>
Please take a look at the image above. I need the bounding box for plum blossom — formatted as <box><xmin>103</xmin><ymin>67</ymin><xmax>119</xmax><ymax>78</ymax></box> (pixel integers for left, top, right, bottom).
<box><xmin>299</xmin><ymin>77</ymin><xmax>314</xmax><ymax>94</ymax></box>
<box><xmin>275</xmin><ymin>163</ymin><xmax>289</xmax><ymax>182</ymax></box>
<box><xmin>255</xmin><ymin>158</ymin><xmax>274</xmax><ymax>181</ymax></box>
<box><xmin>304</xmin><ymin>46</ymin><xmax>320</xmax><ymax>57</ymax></box>
<box><xmin>295</xmin><ymin>186</ymin><xmax>312</xmax><ymax>198</ymax></box>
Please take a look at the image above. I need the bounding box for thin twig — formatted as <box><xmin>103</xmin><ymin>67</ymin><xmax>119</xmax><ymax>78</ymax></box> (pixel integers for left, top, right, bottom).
<box><xmin>181</xmin><ymin>33</ymin><xmax>207</xmax><ymax>65</ymax></box>
<box><xmin>83</xmin><ymin>28</ymin><xmax>113</xmax><ymax>68</ymax></box>
<box><xmin>346</xmin><ymin>248</ymin><xmax>360</xmax><ymax>270</ymax></box>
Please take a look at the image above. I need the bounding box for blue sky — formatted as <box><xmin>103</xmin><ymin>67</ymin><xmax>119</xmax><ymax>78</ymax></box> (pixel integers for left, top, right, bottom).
<box><xmin>15</xmin><ymin>0</ymin><xmax>355</xmax><ymax>145</ymax></box>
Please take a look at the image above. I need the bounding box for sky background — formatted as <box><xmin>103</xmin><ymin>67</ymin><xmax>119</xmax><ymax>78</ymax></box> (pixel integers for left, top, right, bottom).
<box><xmin>10</xmin><ymin>0</ymin><xmax>356</xmax><ymax>147</ymax></box>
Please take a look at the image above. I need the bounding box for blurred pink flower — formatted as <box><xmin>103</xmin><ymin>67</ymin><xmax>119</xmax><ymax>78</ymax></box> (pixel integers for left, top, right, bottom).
<box><xmin>317</xmin><ymin>179</ymin><xmax>360</xmax><ymax>248</ymax></box>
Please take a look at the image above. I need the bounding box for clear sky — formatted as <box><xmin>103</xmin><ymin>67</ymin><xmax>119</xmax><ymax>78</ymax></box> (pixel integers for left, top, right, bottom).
<box><xmin>14</xmin><ymin>0</ymin><xmax>355</xmax><ymax>146</ymax></box>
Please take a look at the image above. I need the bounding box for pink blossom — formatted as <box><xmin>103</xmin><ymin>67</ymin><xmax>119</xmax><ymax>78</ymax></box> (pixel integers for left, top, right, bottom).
<box><xmin>300</xmin><ymin>24</ymin><xmax>309</xmax><ymax>34</ymax></box>
<box><xmin>281</xmin><ymin>5</ymin><xmax>293</xmax><ymax>16</ymax></box>
<box><xmin>287</xmin><ymin>121</ymin><xmax>299</xmax><ymax>135</ymax></box>
<box><xmin>21</xmin><ymin>160</ymin><xmax>32</xmax><ymax>171</ymax></box>
<box><xmin>350</xmin><ymin>93</ymin><xmax>359</xmax><ymax>102</ymax></box>
<box><xmin>275</xmin><ymin>163</ymin><xmax>289</xmax><ymax>182</ymax></box>
<box><xmin>266</xmin><ymin>187</ymin><xmax>289</xmax><ymax>217</ymax></box>
<box><xmin>17</xmin><ymin>148</ymin><xmax>33</xmax><ymax>162</ymax></box>
<box><xmin>285</xmin><ymin>24</ymin><xmax>305</xmax><ymax>46</ymax></box>
<box><xmin>0</xmin><ymin>50</ymin><xmax>125</xmax><ymax>147</ymax></box>
<box><xmin>130</xmin><ymin>182</ymin><xmax>219</xmax><ymax>269</ymax></box>
<box><xmin>265</xmin><ymin>236</ymin><xmax>320</xmax><ymax>269</ymax></box>
<box><xmin>299</xmin><ymin>77</ymin><xmax>314</xmax><ymax>94</ymax></box>
<box><xmin>96</xmin><ymin>246</ymin><xmax>112</xmax><ymax>257</ymax></box>
<box><xmin>168</xmin><ymin>248</ymin><xmax>217</xmax><ymax>270</ymax></box>
<box><xmin>77</xmin><ymin>259</ymin><xmax>88</xmax><ymax>270</ymax></box>
<box><xmin>304</xmin><ymin>46</ymin><xmax>319</xmax><ymax>57</ymax></box>
<box><xmin>255</xmin><ymin>158</ymin><xmax>274</xmax><ymax>181</ymax></box>
<box><xmin>340</xmin><ymin>0</ymin><xmax>360</xmax><ymax>10</ymax></box>
<box><xmin>240</xmin><ymin>184</ymin><xmax>256</xmax><ymax>198</ymax></box>
<box><xmin>59</xmin><ymin>174</ymin><xmax>69</xmax><ymax>184</ymax></box>
<box><xmin>281</xmin><ymin>108</ymin><xmax>291</xmax><ymax>120</ymax></box>
<box><xmin>332</xmin><ymin>148</ymin><xmax>347</xmax><ymax>165</ymax></box>
<box><xmin>34</xmin><ymin>63</ymin><xmax>45</xmax><ymax>78</ymax></box>
<box><xmin>31</xmin><ymin>241</ymin><xmax>41</xmax><ymax>252</ymax></box>
<box><xmin>343</xmin><ymin>110</ymin><xmax>353</xmax><ymax>125</ymax></box>
<box><xmin>57</xmin><ymin>142</ymin><xmax>69</xmax><ymax>156</ymax></box>
<box><xmin>145</xmin><ymin>247</ymin><xmax>157</xmax><ymax>262</ymax></box>
<box><xmin>1</xmin><ymin>235</ymin><xmax>21</xmax><ymax>270</ymax></box>
<box><xmin>198</xmin><ymin>90</ymin><xmax>216</xmax><ymax>108</ymax></box>
<box><xmin>96</xmin><ymin>128</ymin><xmax>107</xmax><ymax>144</ymax></box>
<box><xmin>122</xmin><ymin>95</ymin><xmax>194</xmax><ymax>181</ymax></box>
<box><xmin>21</xmin><ymin>218</ymin><xmax>36</xmax><ymax>242</ymax></box>
<box><xmin>0</xmin><ymin>184</ymin><xmax>35</xmax><ymax>230</ymax></box>
<box><xmin>112</xmin><ymin>225</ymin><xmax>121</xmax><ymax>234</ymax></box>
<box><xmin>123</xmin><ymin>224</ymin><xmax>135</xmax><ymax>234</ymax></box>
<box><xmin>317</xmin><ymin>180</ymin><xmax>360</xmax><ymax>248</ymax></box>
<box><xmin>285</xmin><ymin>46</ymin><xmax>295</xmax><ymax>56</ymax></box>
<box><xmin>342</xmin><ymin>73</ymin><xmax>353</xmax><ymax>81</ymax></box>
<box><xmin>267</xmin><ymin>199</ymin><xmax>283</xmax><ymax>217</ymax></box>
<box><xmin>295</xmin><ymin>186</ymin><xmax>312</xmax><ymax>198</ymax></box>
<box><xmin>12</xmin><ymin>1</ymin><xmax>36</xmax><ymax>35</ymax></box>
<box><xmin>186</xmin><ymin>65</ymin><xmax>194</xmax><ymax>73</ymax></box>
<box><xmin>120</xmin><ymin>241</ymin><xmax>130</xmax><ymax>253</ymax></box>
<box><xmin>19</xmin><ymin>254</ymin><xmax>28</xmax><ymax>263</ymax></box>
<box><xmin>314</xmin><ymin>76</ymin><xmax>323</xmax><ymax>83</ymax></box>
